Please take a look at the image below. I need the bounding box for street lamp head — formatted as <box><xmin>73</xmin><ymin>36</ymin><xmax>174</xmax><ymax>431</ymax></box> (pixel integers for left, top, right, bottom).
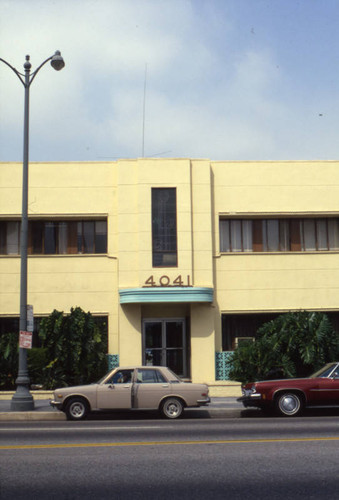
<box><xmin>50</xmin><ymin>50</ymin><xmax>65</xmax><ymax>71</ymax></box>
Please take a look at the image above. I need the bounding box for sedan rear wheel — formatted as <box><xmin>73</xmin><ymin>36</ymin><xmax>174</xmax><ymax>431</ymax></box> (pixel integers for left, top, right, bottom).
<box><xmin>65</xmin><ymin>398</ymin><xmax>89</xmax><ymax>420</ymax></box>
<box><xmin>161</xmin><ymin>397</ymin><xmax>184</xmax><ymax>419</ymax></box>
<box><xmin>276</xmin><ymin>392</ymin><xmax>303</xmax><ymax>417</ymax></box>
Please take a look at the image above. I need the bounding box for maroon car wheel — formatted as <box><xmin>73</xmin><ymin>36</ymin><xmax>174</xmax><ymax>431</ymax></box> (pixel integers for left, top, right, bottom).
<box><xmin>276</xmin><ymin>392</ymin><xmax>303</xmax><ymax>417</ymax></box>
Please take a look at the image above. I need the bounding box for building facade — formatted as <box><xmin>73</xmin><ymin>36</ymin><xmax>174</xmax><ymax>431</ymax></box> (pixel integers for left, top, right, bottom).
<box><xmin>1</xmin><ymin>159</ymin><xmax>339</xmax><ymax>383</ymax></box>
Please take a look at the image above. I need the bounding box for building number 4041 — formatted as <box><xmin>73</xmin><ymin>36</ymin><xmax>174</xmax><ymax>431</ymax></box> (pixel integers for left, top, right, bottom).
<box><xmin>144</xmin><ymin>275</ymin><xmax>192</xmax><ymax>287</ymax></box>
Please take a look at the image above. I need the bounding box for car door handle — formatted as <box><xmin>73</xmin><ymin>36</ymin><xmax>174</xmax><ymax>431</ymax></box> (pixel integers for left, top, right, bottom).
<box><xmin>162</xmin><ymin>384</ymin><xmax>169</xmax><ymax>388</ymax></box>
<box><xmin>123</xmin><ymin>385</ymin><xmax>131</xmax><ymax>388</ymax></box>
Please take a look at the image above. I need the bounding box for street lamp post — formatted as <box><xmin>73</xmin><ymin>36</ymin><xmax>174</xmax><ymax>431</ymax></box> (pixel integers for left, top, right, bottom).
<box><xmin>0</xmin><ymin>51</ymin><xmax>65</xmax><ymax>411</ymax></box>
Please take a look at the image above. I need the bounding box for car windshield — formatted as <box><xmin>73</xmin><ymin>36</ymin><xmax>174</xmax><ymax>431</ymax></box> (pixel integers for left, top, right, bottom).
<box><xmin>96</xmin><ymin>371</ymin><xmax>113</xmax><ymax>384</ymax></box>
<box><xmin>310</xmin><ymin>363</ymin><xmax>338</xmax><ymax>379</ymax></box>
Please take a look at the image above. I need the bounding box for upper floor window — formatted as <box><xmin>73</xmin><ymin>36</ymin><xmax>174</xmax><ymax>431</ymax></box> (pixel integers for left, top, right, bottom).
<box><xmin>152</xmin><ymin>188</ymin><xmax>177</xmax><ymax>267</ymax></box>
<box><xmin>0</xmin><ymin>219</ymin><xmax>107</xmax><ymax>255</ymax></box>
<box><xmin>0</xmin><ymin>221</ymin><xmax>20</xmax><ymax>254</ymax></box>
<box><xmin>220</xmin><ymin>217</ymin><xmax>339</xmax><ymax>253</ymax></box>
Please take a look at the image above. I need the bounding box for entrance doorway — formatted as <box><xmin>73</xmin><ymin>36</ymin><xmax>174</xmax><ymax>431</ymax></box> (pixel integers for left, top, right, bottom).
<box><xmin>143</xmin><ymin>319</ymin><xmax>187</xmax><ymax>377</ymax></box>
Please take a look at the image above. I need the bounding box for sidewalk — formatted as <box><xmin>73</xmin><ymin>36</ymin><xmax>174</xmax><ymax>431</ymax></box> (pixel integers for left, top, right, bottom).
<box><xmin>0</xmin><ymin>397</ymin><xmax>244</xmax><ymax>421</ymax></box>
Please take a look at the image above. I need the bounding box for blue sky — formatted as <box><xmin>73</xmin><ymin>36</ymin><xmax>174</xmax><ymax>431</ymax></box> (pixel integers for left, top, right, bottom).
<box><xmin>1</xmin><ymin>0</ymin><xmax>339</xmax><ymax>161</ymax></box>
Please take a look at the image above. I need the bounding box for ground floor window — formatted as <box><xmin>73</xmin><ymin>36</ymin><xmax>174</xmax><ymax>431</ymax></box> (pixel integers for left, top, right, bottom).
<box><xmin>222</xmin><ymin>313</ymin><xmax>280</xmax><ymax>351</ymax></box>
<box><xmin>222</xmin><ymin>312</ymin><xmax>339</xmax><ymax>351</ymax></box>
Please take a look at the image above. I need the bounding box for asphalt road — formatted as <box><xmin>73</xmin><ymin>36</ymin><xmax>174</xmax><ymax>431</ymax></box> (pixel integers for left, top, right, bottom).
<box><xmin>1</xmin><ymin>416</ymin><xmax>339</xmax><ymax>499</ymax></box>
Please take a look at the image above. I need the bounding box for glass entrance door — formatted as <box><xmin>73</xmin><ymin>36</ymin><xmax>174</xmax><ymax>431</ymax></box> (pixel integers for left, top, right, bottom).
<box><xmin>143</xmin><ymin>319</ymin><xmax>187</xmax><ymax>377</ymax></box>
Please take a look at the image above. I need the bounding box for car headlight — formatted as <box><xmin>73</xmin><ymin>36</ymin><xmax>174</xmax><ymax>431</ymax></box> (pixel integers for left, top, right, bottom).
<box><xmin>243</xmin><ymin>385</ymin><xmax>257</xmax><ymax>397</ymax></box>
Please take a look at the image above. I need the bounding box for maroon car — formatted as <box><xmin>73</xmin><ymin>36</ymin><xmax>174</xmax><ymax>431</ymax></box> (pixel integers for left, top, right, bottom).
<box><xmin>238</xmin><ymin>362</ymin><xmax>339</xmax><ymax>416</ymax></box>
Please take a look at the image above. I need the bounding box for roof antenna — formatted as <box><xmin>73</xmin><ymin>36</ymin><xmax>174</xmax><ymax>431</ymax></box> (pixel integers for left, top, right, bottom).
<box><xmin>142</xmin><ymin>63</ymin><xmax>147</xmax><ymax>157</ymax></box>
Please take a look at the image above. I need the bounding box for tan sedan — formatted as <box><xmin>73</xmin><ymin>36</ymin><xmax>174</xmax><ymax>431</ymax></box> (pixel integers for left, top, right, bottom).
<box><xmin>50</xmin><ymin>366</ymin><xmax>210</xmax><ymax>420</ymax></box>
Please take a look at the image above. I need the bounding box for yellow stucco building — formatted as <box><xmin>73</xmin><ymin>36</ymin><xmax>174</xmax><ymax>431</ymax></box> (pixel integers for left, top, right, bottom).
<box><xmin>1</xmin><ymin>159</ymin><xmax>339</xmax><ymax>384</ymax></box>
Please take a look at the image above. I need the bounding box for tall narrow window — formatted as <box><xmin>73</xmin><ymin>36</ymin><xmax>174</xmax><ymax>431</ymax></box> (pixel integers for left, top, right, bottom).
<box><xmin>316</xmin><ymin>219</ymin><xmax>328</xmax><ymax>251</ymax></box>
<box><xmin>279</xmin><ymin>220</ymin><xmax>290</xmax><ymax>251</ymax></box>
<box><xmin>266</xmin><ymin>220</ymin><xmax>279</xmax><ymax>251</ymax></box>
<box><xmin>95</xmin><ymin>221</ymin><xmax>107</xmax><ymax>253</ymax></box>
<box><xmin>303</xmin><ymin>219</ymin><xmax>316</xmax><ymax>251</ymax></box>
<box><xmin>242</xmin><ymin>220</ymin><xmax>253</xmax><ymax>252</ymax></box>
<box><xmin>7</xmin><ymin>221</ymin><xmax>20</xmax><ymax>254</ymax></box>
<box><xmin>329</xmin><ymin>219</ymin><xmax>339</xmax><ymax>250</ymax></box>
<box><xmin>219</xmin><ymin>220</ymin><xmax>230</xmax><ymax>252</ymax></box>
<box><xmin>44</xmin><ymin>222</ymin><xmax>58</xmax><ymax>254</ymax></box>
<box><xmin>58</xmin><ymin>222</ymin><xmax>68</xmax><ymax>254</ymax></box>
<box><xmin>0</xmin><ymin>222</ymin><xmax>6</xmax><ymax>254</ymax></box>
<box><xmin>30</xmin><ymin>221</ymin><xmax>44</xmax><ymax>254</ymax></box>
<box><xmin>152</xmin><ymin>188</ymin><xmax>177</xmax><ymax>267</ymax></box>
<box><xmin>82</xmin><ymin>221</ymin><xmax>95</xmax><ymax>253</ymax></box>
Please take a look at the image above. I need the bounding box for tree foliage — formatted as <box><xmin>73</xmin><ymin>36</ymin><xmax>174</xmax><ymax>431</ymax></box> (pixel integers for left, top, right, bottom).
<box><xmin>0</xmin><ymin>332</ymin><xmax>18</xmax><ymax>390</ymax></box>
<box><xmin>0</xmin><ymin>307</ymin><xmax>108</xmax><ymax>390</ymax></box>
<box><xmin>227</xmin><ymin>311</ymin><xmax>339</xmax><ymax>384</ymax></box>
<box><xmin>39</xmin><ymin>307</ymin><xmax>108</xmax><ymax>389</ymax></box>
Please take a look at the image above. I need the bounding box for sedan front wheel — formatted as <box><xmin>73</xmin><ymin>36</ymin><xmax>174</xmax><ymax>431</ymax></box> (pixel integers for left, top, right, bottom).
<box><xmin>275</xmin><ymin>392</ymin><xmax>303</xmax><ymax>417</ymax></box>
<box><xmin>65</xmin><ymin>398</ymin><xmax>89</xmax><ymax>420</ymax></box>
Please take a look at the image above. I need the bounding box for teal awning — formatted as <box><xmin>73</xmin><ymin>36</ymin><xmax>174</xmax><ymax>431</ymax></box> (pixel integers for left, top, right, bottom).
<box><xmin>119</xmin><ymin>287</ymin><xmax>214</xmax><ymax>304</ymax></box>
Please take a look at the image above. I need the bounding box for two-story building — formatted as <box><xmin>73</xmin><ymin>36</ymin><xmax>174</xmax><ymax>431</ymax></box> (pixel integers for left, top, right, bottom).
<box><xmin>1</xmin><ymin>159</ymin><xmax>339</xmax><ymax>384</ymax></box>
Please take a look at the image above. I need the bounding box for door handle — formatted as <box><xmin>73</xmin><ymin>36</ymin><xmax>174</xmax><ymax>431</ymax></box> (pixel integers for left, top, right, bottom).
<box><xmin>162</xmin><ymin>384</ymin><xmax>169</xmax><ymax>387</ymax></box>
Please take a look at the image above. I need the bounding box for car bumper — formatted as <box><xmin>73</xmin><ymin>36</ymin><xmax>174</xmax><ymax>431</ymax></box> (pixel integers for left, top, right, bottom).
<box><xmin>237</xmin><ymin>394</ymin><xmax>263</xmax><ymax>408</ymax></box>
<box><xmin>50</xmin><ymin>399</ymin><xmax>63</xmax><ymax>410</ymax></box>
<box><xmin>197</xmin><ymin>397</ymin><xmax>210</xmax><ymax>406</ymax></box>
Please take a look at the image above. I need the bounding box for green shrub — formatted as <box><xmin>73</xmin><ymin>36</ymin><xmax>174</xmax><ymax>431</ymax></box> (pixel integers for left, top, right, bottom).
<box><xmin>0</xmin><ymin>333</ymin><xmax>18</xmax><ymax>390</ymax></box>
<box><xmin>0</xmin><ymin>307</ymin><xmax>108</xmax><ymax>390</ymax></box>
<box><xmin>227</xmin><ymin>311</ymin><xmax>339</xmax><ymax>384</ymax></box>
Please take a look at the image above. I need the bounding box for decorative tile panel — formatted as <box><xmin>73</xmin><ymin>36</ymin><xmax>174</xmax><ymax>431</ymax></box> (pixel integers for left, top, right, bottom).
<box><xmin>215</xmin><ymin>351</ymin><xmax>234</xmax><ymax>380</ymax></box>
<box><xmin>107</xmin><ymin>354</ymin><xmax>119</xmax><ymax>370</ymax></box>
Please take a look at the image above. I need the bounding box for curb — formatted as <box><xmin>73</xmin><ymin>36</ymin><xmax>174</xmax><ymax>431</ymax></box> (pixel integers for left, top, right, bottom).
<box><xmin>0</xmin><ymin>408</ymin><xmax>244</xmax><ymax>421</ymax></box>
<box><xmin>0</xmin><ymin>411</ymin><xmax>66</xmax><ymax>421</ymax></box>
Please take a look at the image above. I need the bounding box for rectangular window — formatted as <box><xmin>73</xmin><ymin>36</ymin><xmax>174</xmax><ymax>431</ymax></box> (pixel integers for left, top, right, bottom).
<box><xmin>58</xmin><ymin>222</ymin><xmax>68</xmax><ymax>254</ymax></box>
<box><xmin>302</xmin><ymin>219</ymin><xmax>316</xmax><ymax>251</ymax></box>
<box><xmin>152</xmin><ymin>188</ymin><xmax>177</xmax><ymax>267</ymax></box>
<box><xmin>44</xmin><ymin>222</ymin><xmax>58</xmax><ymax>254</ymax></box>
<box><xmin>219</xmin><ymin>220</ymin><xmax>253</xmax><ymax>252</ymax></box>
<box><xmin>222</xmin><ymin>313</ymin><xmax>280</xmax><ymax>351</ymax></box>
<box><xmin>0</xmin><ymin>219</ymin><xmax>107</xmax><ymax>255</ymax></box>
<box><xmin>82</xmin><ymin>221</ymin><xmax>95</xmax><ymax>253</ymax></box>
<box><xmin>329</xmin><ymin>219</ymin><xmax>339</xmax><ymax>250</ymax></box>
<box><xmin>7</xmin><ymin>221</ymin><xmax>20</xmax><ymax>254</ymax></box>
<box><xmin>220</xmin><ymin>217</ymin><xmax>339</xmax><ymax>253</ymax></box>
<box><xmin>95</xmin><ymin>221</ymin><xmax>107</xmax><ymax>253</ymax></box>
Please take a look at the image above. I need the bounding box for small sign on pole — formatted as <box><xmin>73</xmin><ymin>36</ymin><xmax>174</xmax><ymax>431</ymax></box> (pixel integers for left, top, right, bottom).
<box><xmin>19</xmin><ymin>331</ymin><xmax>33</xmax><ymax>349</ymax></box>
<box><xmin>27</xmin><ymin>304</ymin><xmax>34</xmax><ymax>332</ymax></box>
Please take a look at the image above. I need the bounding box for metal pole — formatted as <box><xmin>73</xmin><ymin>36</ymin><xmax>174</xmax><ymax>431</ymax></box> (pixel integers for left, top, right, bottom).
<box><xmin>0</xmin><ymin>51</ymin><xmax>65</xmax><ymax>411</ymax></box>
<box><xmin>11</xmin><ymin>56</ymin><xmax>34</xmax><ymax>410</ymax></box>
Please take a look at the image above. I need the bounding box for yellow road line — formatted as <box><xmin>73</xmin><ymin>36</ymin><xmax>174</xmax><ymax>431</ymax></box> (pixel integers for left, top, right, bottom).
<box><xmin>1</xmin><ymin>436</ymin><xmax>339</xmax><ymax>450</ymax></box>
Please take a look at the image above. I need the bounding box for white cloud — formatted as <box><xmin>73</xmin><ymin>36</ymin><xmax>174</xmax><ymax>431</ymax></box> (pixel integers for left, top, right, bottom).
<box><xmin>1</xmin><ymin>0</ymin><xmax>339</xmax><ymax>161</ymax></box>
